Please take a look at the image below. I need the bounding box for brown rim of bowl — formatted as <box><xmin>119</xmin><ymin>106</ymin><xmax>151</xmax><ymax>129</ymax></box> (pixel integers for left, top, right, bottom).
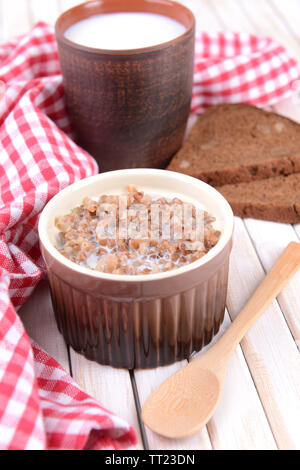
<box><xmin>55</xmin><ymin>0</ymin><xmax>196</xmax><ymax>55</ymax></box>
<box><xmin>38</xmin><ymin>169</ymin><xmax>234</xmax><ymax>283</ymax></box>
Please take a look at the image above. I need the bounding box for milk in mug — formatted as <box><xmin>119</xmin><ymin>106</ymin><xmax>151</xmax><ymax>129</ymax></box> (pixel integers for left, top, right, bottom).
<box><xmin>64</xmin><ymin>12</ymin><xmax>186</xmax><ymax>50</ymax></box>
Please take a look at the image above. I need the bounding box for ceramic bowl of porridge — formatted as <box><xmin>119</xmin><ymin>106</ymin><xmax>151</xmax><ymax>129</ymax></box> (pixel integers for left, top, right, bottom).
<box><xmin>38</xmin><ymin>169</ymin><xmax>234</xmax><ymax>369</ymax></box>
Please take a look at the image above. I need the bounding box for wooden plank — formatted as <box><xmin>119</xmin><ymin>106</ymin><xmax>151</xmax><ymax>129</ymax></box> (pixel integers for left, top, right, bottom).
<box><xmin>208</xmin><ymin>0</ymin><xmax>260</xmax><ymax>34</ymax></box>
<box><xmin>59</xmin><ymin>0</ymin><xmax>83</xmax><ymax>15</ymax></box>
<box><xmin>69</xmin><ymin>350</ymin><xmax>144</xmax><ymax>449</ymax></box>
<box><xmin>269</xmin><ymin>0</ymin><xmax>300</xmax><ymax>41</ymax></box>
<box><xmin>134</xmin><ymin>361</ymin><xmax>212</xmax><ymax>450</ymax></box>
<box><xmin>244</xmin><ymin>219</ymin><xmax>300</xmax><ymax>350</ymax></box>
<box><xmin>192</xmin><ymin>310</ymin><xmax>277</xmax><ymax>449</ymax></box>
<box><xmin>178</xmin><ymin>0</ymin><xmax>224</xmax><ymax>32</ymax></box>
<box><xmin>226</xmin><ymin>217</ymin><xmax>300</xmax><ymax>449</ymax></box>
<box><xmin>211</xmin><ymin>0</ymin><xmax>300</xmax><ymax>67</ymax></box>
<box><xmin>1</xmin><ymin>0</ymin><xmax>32</xmax><ymax>40</ymax></box>
<box><xmin>207</xmin><ymin>0</ymin><xmax>300</xmax><ymax>121</ymax></box>
<box><xmin>239</xmin><ymin>0</ymin><xmax>300</xmax><ymax>61</ymax></box>
<box><xmin>19</xmin><ymin>281</ymin><xmax>70</xmax><ymax>372</ymax></box>
<box><xmin>211</xmin><ymin>0</ymin><xmax>300</xmax><ymax>127</ymax></box>
<box><xmin>29</xmin><ymin>0</ymin><xmax>60</xmax><ymax>26</ymax></box>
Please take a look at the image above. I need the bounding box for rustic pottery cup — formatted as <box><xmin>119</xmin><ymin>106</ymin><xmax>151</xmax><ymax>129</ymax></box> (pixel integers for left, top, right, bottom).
<box><xmin>39</xmin><ymin>169</ymin><xmax>234</xmax><ymax>369</ymax></box>
<box><xmin>55</xmin><ymin>0</ymin><xmax>195</xmax><ymax>171</ymax></box>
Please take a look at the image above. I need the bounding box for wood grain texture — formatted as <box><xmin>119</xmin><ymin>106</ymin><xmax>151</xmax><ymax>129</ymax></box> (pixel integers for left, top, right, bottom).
<box><xmin>1</xmin><ymin>0</ymin><xmax>32</xmax><ymax>39</ymax></box>
<box><xmin>244</xmin><ymin>219</ymin><xmax>300</xmax><ymax>349</ymax></box>
<box><xmin>19</xmin><ymin>281</ymin><xmax>70</xmax><ymax>372</ymax></box>
<box><xmin>270</xmin><ymin>0</ymin><xmax>300</xmax><ymax>43</ymax></box>
<box><xmin>227</xmin><ymin>219</ymin><xmax>300</xmax><ymax>449</ymax></box>
<box><xmin>69</xmin><ymin>349</ymin><xmax>144</xmax><ymax>449</ymax></box>
<box><xmin>238</xmin><ymin>0</ymin><xmax>300</xmax><ymax>61</ymax></box>
<box><xmin>29</xmin><ymin>0</ymin><xmax>60</xmax><ymax>25</ymax></box>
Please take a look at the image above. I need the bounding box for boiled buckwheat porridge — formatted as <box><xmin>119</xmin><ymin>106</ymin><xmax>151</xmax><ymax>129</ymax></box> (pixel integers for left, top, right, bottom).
<box><xmin>55</xmin><ymin>186</ymin><xmax>221</xmax><ymax>275</ymax></box>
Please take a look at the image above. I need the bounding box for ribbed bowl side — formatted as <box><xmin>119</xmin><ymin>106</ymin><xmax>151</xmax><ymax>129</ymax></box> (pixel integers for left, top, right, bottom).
<box><xmin>47</xmin><ymin>259</ymin><xmax>229</xmax><ymax>369</ymax></box>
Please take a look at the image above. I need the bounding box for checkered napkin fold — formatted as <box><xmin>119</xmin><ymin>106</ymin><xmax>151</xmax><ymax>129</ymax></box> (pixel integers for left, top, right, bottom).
<box><xmin>0</xmin><ymin>23</ymin><xmax>299</xmax><ymax>450</ymax></box>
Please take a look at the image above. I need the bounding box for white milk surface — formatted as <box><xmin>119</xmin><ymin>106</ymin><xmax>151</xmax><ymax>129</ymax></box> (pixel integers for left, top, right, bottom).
<box><xmin>64</xmin><ymin>12</ymin><xmax>186</xmax><ymax>50</ymax></box>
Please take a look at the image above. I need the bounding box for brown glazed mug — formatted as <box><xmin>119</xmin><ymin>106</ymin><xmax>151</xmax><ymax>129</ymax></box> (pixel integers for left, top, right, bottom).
<box><xmin>38</xmin><ymin>169</ymin><xmax>234</xmax><ymax>369</ymax></box>
<box><xmin>55</xmin><ymin>0</ymin><xmax>195</xmax><ymax>171</ymax></box>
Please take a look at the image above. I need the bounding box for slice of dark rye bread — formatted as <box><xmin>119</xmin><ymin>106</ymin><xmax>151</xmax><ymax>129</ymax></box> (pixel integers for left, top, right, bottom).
<box><xmin>167</xmin><ymin>103</ymin><xmax>300</xmax><ymax>186</ymax></box>
<box><xmin>216</xmin><ymin>173</ymin><xmax>300</xmax><ymax>223</ymax></box>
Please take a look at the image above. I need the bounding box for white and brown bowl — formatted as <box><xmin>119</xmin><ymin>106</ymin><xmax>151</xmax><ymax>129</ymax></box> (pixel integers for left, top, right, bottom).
<box><xmin>38</xmin><ymin>169</ymin><xmax>234</xmax><ymax>369</ymax></box>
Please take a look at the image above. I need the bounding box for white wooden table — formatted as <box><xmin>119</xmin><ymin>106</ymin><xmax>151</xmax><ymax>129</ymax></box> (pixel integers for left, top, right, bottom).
<box><xmin>3</xmin><ymin>0</ymin><xmax>300</xmax><ymax>450</ymax></box>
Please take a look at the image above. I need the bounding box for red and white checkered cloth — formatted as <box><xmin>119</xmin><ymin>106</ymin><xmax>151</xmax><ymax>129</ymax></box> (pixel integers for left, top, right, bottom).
<box><xmin>0</xmin><ymin>23</ymin><xmax>299</xmax><ymax>450</ymax></box>
<box><xmin>191</xmin><ymin>32</ymin><xmax>300</xmax><ymax>112</ymax></box>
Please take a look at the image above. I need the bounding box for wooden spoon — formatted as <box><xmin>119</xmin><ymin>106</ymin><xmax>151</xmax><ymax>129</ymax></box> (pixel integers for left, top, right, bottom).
<box><xmin>142</xmin><ymin>241</ymin><xmax>300</xmax><ymax>439</ymax></box>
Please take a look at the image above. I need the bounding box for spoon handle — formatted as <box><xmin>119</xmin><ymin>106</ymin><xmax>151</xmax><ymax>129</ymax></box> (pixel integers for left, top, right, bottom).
<box><xmin>215</xmin><ymin>242</ymin><xmax>300</xmax><ymax>359</ymax></box>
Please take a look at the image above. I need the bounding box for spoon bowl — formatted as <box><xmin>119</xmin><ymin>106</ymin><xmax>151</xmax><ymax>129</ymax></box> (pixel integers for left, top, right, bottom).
<box><xmin>142</xmin><ymin>365</ymin><xmax>221</xmax><ymax>438</ymax></box>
